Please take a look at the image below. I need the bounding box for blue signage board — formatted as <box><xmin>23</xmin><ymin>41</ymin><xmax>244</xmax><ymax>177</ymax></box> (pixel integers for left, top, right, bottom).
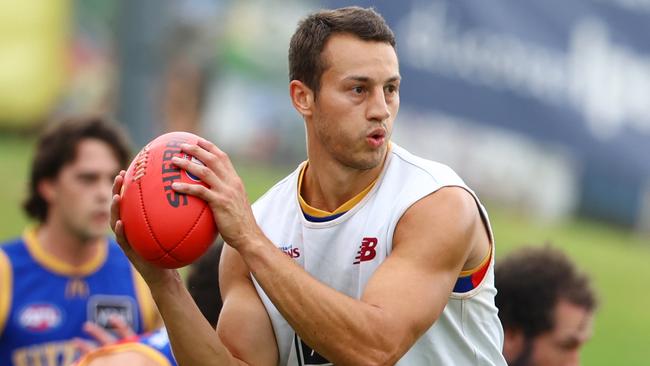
<box><xmin>325</xmin><ymin>0</ymin><xmax>650</xmax><ymax>226</ymax></box>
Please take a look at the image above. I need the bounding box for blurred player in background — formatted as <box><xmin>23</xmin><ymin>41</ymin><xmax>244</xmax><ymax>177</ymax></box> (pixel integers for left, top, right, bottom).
<box><xmin>496</xmin><ymin>245</ymin><xmax>597</xmax><ymax>366</ymax></box>
<box><xmin>112</xmin><ymin>6</ymin><xmax>506</xmax><ymax>365</ymax></box>
<box><xmin>0</xmin><ymin>116</ymin><xmax>160</xmax><ymax>366</ymax></box>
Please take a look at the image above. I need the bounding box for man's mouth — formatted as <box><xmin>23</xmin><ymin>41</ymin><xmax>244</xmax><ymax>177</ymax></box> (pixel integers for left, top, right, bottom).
<box><xmin>367</xmin><ymin>129</ymin><xmax>386</xmax><ymax>148</ymax></box>
<box><xmin>92</xmin><ymin>211</ymin><xmax>110</xmax><ymax>222</ymax></box>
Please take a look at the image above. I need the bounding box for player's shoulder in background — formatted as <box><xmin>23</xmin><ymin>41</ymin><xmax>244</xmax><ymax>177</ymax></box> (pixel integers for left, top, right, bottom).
<box><xmin>0</xmin><ymin>237</ymin><xmax>21</xmax><ymax>334</ymax></box>
<box><xmin>0</xmin><ymin>236</ymin><xmax>27</xmax><ymax>253</ymax></box>
<box><xmin>0</xmin><ymin>235</ymin><xmax>31</xmax><ymax>267</ymax></box>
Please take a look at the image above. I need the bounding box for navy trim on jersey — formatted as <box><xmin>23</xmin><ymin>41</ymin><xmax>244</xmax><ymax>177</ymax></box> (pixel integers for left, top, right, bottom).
<box><xmin>302</xmin><ymin>211</ymin><xmax>347</xmax><ymax>223</ymax></box>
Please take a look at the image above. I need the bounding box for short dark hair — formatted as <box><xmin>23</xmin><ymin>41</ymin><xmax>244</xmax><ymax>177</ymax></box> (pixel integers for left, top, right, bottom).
<box><xmin>288</xmin><ymin>6</ymin><xmax>396</xmax><ymax>94</ymax></box>
<box><xmin>23</xmin><ymin>115</ymin><xmax>132</xmax><ymax>222</ymax></box>
<box><xmin>495</xmin><ymin>245</ymin><xmax>597</xmax><ymax>338</ymax></box>
<box><xmin>186</xmin><ymin>240</ymin><xmax>224</xmax><ymax>328</ymax></box>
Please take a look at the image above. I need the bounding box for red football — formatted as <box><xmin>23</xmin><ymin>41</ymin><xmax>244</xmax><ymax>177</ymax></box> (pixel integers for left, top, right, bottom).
<box><xmin>120</xmin><ymin>131</ymin><xmax>218</xmax><ymax>268</ymax></box>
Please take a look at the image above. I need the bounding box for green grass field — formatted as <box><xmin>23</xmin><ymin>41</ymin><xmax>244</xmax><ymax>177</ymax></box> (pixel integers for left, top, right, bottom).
<box><xmin>1</xmin><ymin>133</ymin><xmax>649</xmax><ymax>365</ymax></box>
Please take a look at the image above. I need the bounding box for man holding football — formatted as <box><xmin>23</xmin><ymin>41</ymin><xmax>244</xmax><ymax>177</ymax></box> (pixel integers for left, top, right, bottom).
<box><xmin>112</xmin><ymin>6</ymin><xmax>506</xmax><ymax>365</ymax></box>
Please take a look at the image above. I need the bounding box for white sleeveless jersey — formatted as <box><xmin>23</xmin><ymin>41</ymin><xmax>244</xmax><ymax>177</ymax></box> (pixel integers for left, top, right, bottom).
<box><xmin>251</xmin><ymin>144</ymin><xmax>506</xmax><ymax>365</ymax></box>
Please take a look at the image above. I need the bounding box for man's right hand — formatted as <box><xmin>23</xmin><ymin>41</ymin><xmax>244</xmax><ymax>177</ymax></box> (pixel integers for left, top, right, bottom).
<box><xmin>110</xmin><ymin>171</ymin><xmax>179</xmax><ymax>288</ymax></box>
<box><xmin>72</xmin><ymin>315</ymin><xmax>137</xmax><ymax>355</ymax></box>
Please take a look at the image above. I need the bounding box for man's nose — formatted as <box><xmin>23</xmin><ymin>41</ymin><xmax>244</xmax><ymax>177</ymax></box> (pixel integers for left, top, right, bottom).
<box><xmin>366</xmin><ymin>88</ymin><xmax>391</xmax><ymax>122</ymax></box>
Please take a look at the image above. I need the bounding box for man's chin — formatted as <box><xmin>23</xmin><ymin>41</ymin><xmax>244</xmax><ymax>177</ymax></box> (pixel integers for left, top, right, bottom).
<box><xmin>79</xmin><ymin>226</ymin><xmax>109</xmax><ymax>243</ymax></box>
<box><xmin>334</xmin><ymin>144</ymin><xmax>387</xmax><ymax>171</ymax></box>
<box><xmin>342</xmin><ymin>156</ymin><xmax>380</xmax><ymax>171</ymax></box>
<box><xmin>356</xmin><ymin>149</ymin><xmax>387</xmax><ymax>170</ymax></box>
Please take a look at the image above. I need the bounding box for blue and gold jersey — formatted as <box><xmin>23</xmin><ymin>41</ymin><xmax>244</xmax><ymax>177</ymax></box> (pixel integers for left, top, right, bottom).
<box><xmin>0</xmin><ymin>228</ymin><xmax>159</xmax><ymax>366</ymax></box>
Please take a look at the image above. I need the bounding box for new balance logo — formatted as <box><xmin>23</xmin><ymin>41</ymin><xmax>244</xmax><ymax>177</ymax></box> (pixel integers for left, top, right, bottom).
<box><xmin>354</xmin><ymin>237</ymin><xmax>378</xmax><ymax>264</ymax></box>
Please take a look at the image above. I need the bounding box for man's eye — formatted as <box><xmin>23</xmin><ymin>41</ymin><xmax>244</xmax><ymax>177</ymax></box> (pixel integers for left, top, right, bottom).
<box><xmin>385</xmin><ymin>85</ymin><xmax>398</xmax><ymax>93</ymax></box>
<box><xmin>78</xmin><ymin>174</ymin><xmax>97</xmax><ymax>184</ymax></box>
<box><xmin>353</xmin><ymin>86</ymin><xmax>364</xmax><ymax>94</ymax></box>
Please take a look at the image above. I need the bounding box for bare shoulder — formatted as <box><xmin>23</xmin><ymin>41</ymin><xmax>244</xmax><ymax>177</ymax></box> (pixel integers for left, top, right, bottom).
<box><xmin>393</xmin><ymin>186</ymin><xmax>488</xmax><ymax>271</ymax></box>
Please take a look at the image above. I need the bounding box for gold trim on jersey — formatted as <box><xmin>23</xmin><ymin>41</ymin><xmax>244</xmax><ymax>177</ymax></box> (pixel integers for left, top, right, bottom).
<box><xmin>0</xmin><ymin>249</ymin><xmax>12</xmax><ymax>334</ymax></box>
<box><xmin>132</xmin><ymin>269</ymin><xmax>161</xmax><ymax>331</ymax></box>
<box><xmin>459</xmin><ymin>244</ymin><xmax>492</xmax><ymax>277</ymax></box>
<box><xmin>23</xmin><ymin>227</ymin><xmax>108</xmax><ymax>277</ymax></box>
<box><xmin>297</xmin><ymin>163</ymin><xmax>378</xmax><ymax>218</ymax></box>
<box><xmin>74</xmin><ymin>342</ymin><xmax>173</xmax><ymax>366</ymax></box>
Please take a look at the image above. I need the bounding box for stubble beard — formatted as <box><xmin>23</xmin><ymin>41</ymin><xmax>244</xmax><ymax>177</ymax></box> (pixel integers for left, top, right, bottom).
<box><xmin>314</xmin><ymin>118</ymin><xmax>390</xmax><ymax>172</ymax></box>
<box><xmin>345</xmin><ymin>144</ymin><xmax>386</xmax><ymax>171</ymax></box>
<box><xmin>321</xmin><ymin>132</ymin><xmax>386</xmax><ymax>171</ymax></box>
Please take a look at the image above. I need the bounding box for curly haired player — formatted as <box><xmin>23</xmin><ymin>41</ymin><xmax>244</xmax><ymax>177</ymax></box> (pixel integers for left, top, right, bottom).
<box><xmin>496</xmin><ymin>245</ymin><xmax>597</xmax><ymax>366</ymax></box>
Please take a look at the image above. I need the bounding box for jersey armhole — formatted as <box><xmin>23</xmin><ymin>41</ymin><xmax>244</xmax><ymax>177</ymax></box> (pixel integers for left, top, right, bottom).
<box><xmin>458</xmin><ymin>244</ymin><xmax>492</xmax><ymax>277</ymax></box>
<box><xmin>0</xmin><ymin>249</ymin><xmax>13</xmax><ymax>335</ymax></box>
<box><xmin>131</xmin><ymin>268</ymin><xmax>161</xmax><ymax>331</ymax></box>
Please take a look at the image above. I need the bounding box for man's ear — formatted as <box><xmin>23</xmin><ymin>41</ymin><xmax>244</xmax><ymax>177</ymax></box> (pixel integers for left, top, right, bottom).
<box><xmin>38</xmin><ymin>179</ymin><xmax>56</xmax><ymax>204</ymax></box>
<box><xmin>503</xmin><ymin>327</ymin><xmax>525</xmax><ymax>362</ymax></box>
<box><xmin>289</xmin><ymin>80</ymin><xmax>314</xmax><ymax>117</ymax></box>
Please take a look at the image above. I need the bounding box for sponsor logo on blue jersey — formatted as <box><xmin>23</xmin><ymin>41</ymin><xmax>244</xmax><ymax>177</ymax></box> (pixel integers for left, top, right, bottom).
<box><xmin>18</xmin><ymin>303</ymin><xmax>63</xmax><ymax>332</ymax></box>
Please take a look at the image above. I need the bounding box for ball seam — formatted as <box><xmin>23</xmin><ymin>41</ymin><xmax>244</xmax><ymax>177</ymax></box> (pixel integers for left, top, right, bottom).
<box><xmin>151</xmin><ymin>204</ymin><xmax>211</xmax><ymax>261</ymax></box>
<box><xmin>137</xmin><ymin>179</ymin><xmax>178</xmax><ymax>265</ymax></box>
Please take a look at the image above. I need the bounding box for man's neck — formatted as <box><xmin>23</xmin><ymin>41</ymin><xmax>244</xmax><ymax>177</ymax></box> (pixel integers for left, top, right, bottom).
<box><xmin>37</xmin><ymin>220</ymin><xmax>103</xmax><ymax>267</ymax></box>
<box><xmin>301</xmin><ymin>154</ymin><xmax>386</xmax><ymax>213</ymax></box>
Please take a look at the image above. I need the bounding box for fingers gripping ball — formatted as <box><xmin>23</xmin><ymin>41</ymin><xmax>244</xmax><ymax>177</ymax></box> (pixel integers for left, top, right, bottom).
<box><xmin>120</xmin><ymin>132</ymin><xmax>218</xmax><ymax>268</ymax></box>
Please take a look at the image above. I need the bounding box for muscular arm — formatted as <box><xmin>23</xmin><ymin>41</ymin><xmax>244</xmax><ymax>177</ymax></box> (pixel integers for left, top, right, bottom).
<box><xmin>116</xmin><ymin>240</ymin><xmax>278</xmax><ymax>366</ymax></box>
<box><xmin>145</xmin><ymin>273</ymin><xmax>239</xmax><ymax>366</ymax></box>
<box><xmin>217</xmin><ymin>244</ymin><xmax>279</xmax><ymax>365</ymax></box>
<box><xmin>239</xmin><ymin>187</ymin><xmax>488</xmax><ymax>365</ymax></box>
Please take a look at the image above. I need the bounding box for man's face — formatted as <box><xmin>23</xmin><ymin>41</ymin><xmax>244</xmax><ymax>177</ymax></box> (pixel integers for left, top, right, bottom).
<box><xmin>308</xmin><ymin>33</ymin><xmax>400</xmax><ymax>170</ymax></box>
<box><xmin>511</xmin><ymin>300</ymin><xmax>594</xmax><ymax>366</ymax></box>
<box><xmin>529</xmin><ymin>300</ymin><xmax>594</xmax><ymax>366</ymax></box>
<box><xmin>42</xmin><ymin>138</ymin><xmax>121</xmax><ymax>242</ymax></box>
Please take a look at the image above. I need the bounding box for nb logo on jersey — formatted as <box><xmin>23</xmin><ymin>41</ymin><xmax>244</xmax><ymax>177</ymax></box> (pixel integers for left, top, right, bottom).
<box><xmin>353</xmin><ymin>237</ymin><xmax>378</xmax><ymax>264</ymax></box>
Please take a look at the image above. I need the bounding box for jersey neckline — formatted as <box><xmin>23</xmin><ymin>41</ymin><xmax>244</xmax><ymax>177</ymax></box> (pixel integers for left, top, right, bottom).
<box><xmin>296</xmin><ymin>145</ymin><xmax>393</xmax><ymax>226</ymax></box>
<box><xmin>23</xmin><ymin>227</ymin><xmax>108</xmax><ymax>277</ymax></box>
